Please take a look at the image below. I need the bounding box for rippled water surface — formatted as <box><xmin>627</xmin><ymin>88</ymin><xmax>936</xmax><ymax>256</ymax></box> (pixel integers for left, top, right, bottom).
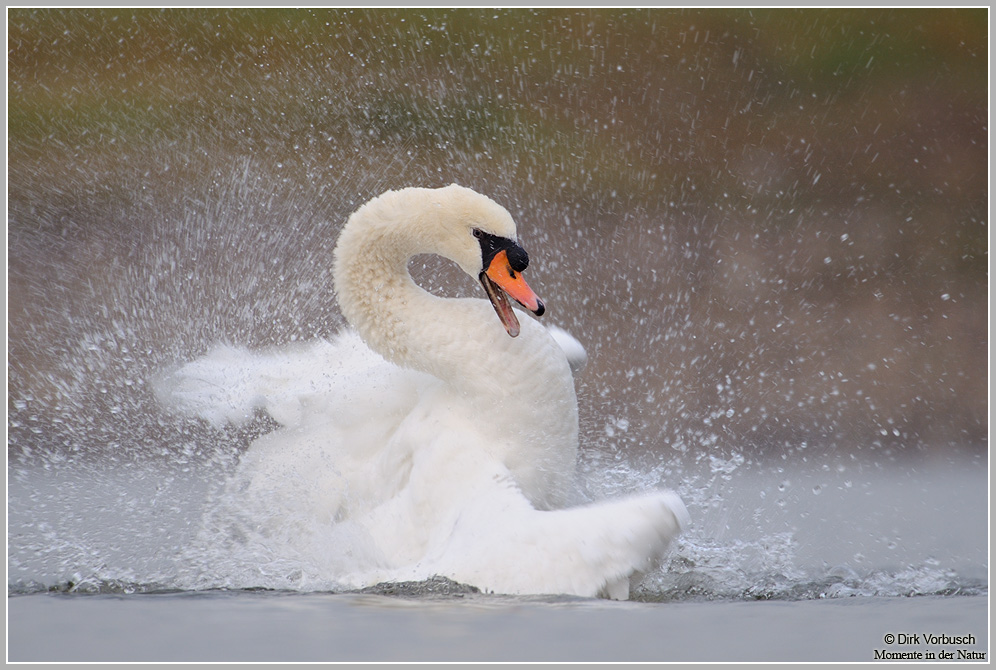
<box><xmin>8</xmin><ymin>450</ymin><xmax>988</xmax><ymax>662</ymax></box>
<box><xmin>9</xmin><ymin>450</ymin><xmax>987</xmax><ymax>598</ymax></box>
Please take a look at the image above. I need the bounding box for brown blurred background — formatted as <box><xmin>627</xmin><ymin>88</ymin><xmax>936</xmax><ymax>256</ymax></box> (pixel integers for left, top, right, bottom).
<box><xmin>7</xmin><ymin>9</ymin><xmax>988</xmax><ymax>464</ymax></box>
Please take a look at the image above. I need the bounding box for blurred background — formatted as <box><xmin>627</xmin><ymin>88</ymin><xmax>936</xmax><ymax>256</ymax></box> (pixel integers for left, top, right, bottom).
<box><xmin>7</xmin><ymin>8</ymin><xmax>988</xmax><ymax>469</ymax></box>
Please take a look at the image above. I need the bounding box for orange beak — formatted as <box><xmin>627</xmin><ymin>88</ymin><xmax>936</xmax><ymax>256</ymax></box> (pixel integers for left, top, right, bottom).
<box><xmin>480</xmin><ymin>249</ymin><xmax>545</xmax><ymax>338</ymax></box>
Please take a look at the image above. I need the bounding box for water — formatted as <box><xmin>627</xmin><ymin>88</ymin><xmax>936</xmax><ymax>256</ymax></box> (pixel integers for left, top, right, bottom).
<box><xmin>9</xmin><ymin>438</ymin><xmax>987</xmax><ymax>597</ymax></box>
<box><xmin>8</xmin><ymin>452</ymin><xmax>990</xmax><ymax>664</ymax></box>
<box><xmin>7</xmin><ymin>450</ymin><xmax>988</xmax><ymax>662</ymax></box>
<box><xmin>8</xmin><ymin>591</ymin><xmax>988</xmax><ymax>662</ymax></box>
<box><xmin>7</xmin><ymin>7</ymin><xmax>988</xmax><ymax>664</ymax></box>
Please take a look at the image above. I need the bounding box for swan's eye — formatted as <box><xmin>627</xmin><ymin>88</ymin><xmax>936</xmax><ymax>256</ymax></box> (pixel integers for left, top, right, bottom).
<box><xmin>472</xmin><ymin>228</ymin><xmax>484</xmax><ymax>239</ymax></box>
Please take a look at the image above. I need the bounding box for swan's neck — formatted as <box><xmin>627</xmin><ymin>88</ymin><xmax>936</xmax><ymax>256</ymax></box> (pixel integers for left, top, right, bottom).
<box><xmin>332</xmin><ymin>198</ymin><xmax>483</xmax><ymax>388</ymax></box>
<box><xmin>332</xmin><ymin>190</ymin><xmax>580</xmax><ymax>507</ymax></box>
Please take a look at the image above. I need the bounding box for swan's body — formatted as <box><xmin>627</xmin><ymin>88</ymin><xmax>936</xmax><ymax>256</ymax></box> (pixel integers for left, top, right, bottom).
<box><xmin>162</xmin><ymin>184</ymin><xmax>686</xmax><ymax>598</ymax></box>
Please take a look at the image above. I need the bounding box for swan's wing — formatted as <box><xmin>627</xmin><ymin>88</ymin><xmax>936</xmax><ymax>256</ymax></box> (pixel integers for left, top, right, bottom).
<box><xmin>430</xmin><ymin>474</ymin><xmax>688</xmax><ymax>599</ymax></box>
<box><xmin>546</xmin><ymin>325</ymin><xmax>588</xmax><ymax>375</ymax></box>
<box><xmin>154</xmin><ymin>331</ymin><xmax>418</xmax><ymax>429</ymax></box>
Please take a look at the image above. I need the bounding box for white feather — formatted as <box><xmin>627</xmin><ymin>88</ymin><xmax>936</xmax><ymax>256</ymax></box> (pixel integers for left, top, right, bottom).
<box><xmin>159</xmin><ymin>184</ymin><xmax>686</xmax><ymax>598</ymax></box>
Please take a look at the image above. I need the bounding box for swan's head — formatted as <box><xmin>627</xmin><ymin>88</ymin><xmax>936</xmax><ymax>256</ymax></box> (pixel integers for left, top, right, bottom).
<box><xmin>350</xmin><ymin>184</ymin><xmax>545</xmax><ymax>338</ymax></box>
<box><xmin>428</xmin><ymin>184</ymin><xmax>545</xmax><ymax>338</ymax></box>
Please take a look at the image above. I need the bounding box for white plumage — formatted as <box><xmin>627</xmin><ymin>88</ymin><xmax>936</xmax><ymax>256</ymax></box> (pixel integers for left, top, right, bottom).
<box><xmin>159</xmin><ymin>184</ymin><xmax>687</xmax><ymax>598</ymax></box>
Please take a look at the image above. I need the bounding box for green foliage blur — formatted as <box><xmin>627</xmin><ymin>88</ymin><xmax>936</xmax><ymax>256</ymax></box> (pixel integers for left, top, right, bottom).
<box><xmin>7</xmin><ymin>8</ymin><xmax>988</xmax><ymax>457</ymax></box>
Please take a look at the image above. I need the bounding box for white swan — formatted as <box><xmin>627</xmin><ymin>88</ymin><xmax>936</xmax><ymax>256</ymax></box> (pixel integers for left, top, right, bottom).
<box><xmin>161</xmin><ymin>184</ymin><xmax>687</xmax><ymax>599</ymax></box>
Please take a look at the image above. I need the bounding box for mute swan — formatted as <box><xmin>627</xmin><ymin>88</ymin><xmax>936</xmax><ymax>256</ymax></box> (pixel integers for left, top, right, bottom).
<box><xmin>161</xmin><ymin>184</ymin><xmax>687</xmax><ymax>599</ymax></box>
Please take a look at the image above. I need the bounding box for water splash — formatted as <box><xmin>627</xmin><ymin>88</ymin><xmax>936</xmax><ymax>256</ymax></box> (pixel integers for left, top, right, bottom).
<box><xmin>8</xmin><ymin>8</ymin><xmax>986</xmax><ymax>604</ymax></box>
<box><xmin>9</xmin><ymin>444</ymin><xmax>986</xmax><ymax>601</ymax></box>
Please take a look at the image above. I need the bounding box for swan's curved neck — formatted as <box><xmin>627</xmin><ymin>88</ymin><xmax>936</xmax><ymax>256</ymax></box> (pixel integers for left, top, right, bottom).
<box><xmin>332</xmin><ymin>188</ymin><xmax>580</xmax><ymax>508</ymax></box>
<box><xmin>332</xmin><ymin>194</ymin><xmax>478</xmax><ymax>385</ymax></box>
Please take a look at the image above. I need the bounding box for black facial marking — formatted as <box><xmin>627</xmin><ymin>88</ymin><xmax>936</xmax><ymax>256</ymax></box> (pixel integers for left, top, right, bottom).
<box><xmin>475</xmin><ymin>229</ymin><xmax>530</xmax><ymax>272</ymax></box>
<box><xmin>505</xmin><ymin>244</ymin><xmax>529</xmax><ymax>272</ymax></box>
